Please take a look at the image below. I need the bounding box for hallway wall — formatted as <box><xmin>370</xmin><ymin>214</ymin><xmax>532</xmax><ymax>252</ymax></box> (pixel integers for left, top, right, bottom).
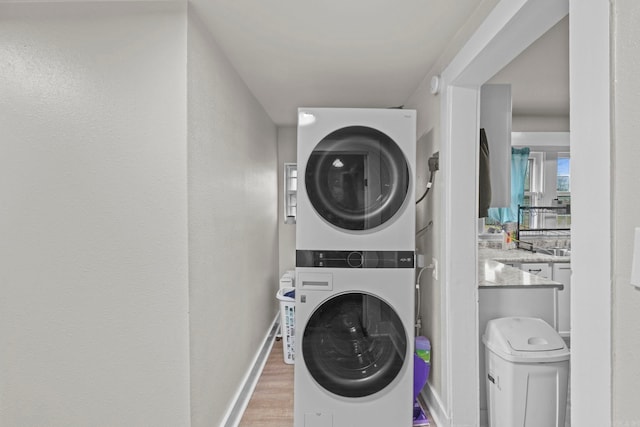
<box><xmin>612</xmin><ymin>0</ymin><xmax>640</xmax><ymax>424</ymax></box>
<box><xmin>0</xmin><ymin>3</ymin><xmax>190</xmax><ymax>426</ymax></box>
<box><xmin>187</xmin><ymin>8</ymin><xmax>279</xmax><ymax>427</ymax></box>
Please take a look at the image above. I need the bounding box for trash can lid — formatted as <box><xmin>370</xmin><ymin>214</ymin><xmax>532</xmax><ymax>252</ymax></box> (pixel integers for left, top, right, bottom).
<box><xmin>482</xmin><ymin>317</ymin><xmax>569</xmax><ymax>363</ymax></box>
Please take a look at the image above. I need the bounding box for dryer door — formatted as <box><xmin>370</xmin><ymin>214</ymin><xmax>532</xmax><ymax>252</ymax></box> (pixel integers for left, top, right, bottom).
<box><xmin>302</xmin><ymin>292</ymin><xmax>408</xmax><ymax>398</ymax></box>
<box><xmin>305</xmin><ymin>126</ymin><xmax>409</xmax><ymax>231</ymax></box>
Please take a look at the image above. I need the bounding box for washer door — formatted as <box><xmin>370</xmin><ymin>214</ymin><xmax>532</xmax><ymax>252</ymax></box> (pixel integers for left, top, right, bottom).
<box><xmin>305</xmin><ymin>126</ymin><xmax>409</xmax><ymax>231</ymax></box>
<box><xmin>302</xmin><ymin>292</ymin><xmax>407</xmax><ymax>398</ymax></box>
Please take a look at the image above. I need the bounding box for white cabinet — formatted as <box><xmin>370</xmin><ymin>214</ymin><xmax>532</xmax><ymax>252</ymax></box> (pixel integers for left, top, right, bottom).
<box><xmin>517</xmin><ymin>261</ymin><xmax>570</xmax><ymax>337</ymax></box>
<box><xmin>553</xmin><ymin>263</ymin><xmax>571</xmax><ymax>337</ymax></box>
<box><xmin>520</xmin><ymin>262</ymin><xmax>552</xmax><ymax>279</ymax></box>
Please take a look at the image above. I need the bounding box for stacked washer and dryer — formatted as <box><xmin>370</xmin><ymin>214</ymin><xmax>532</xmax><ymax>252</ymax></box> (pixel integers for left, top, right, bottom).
<box><xmin>294</xmin><ymin>108</ymin><xmax>417</xmax><ymax>427</ymax></box>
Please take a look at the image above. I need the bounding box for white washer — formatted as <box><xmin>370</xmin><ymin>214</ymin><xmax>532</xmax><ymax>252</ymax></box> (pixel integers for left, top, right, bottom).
<box><xmin>294</xmin><ymin>260</ymin><xmax>414</xmax><ymax>427</ymax></box>
<box><xmin>297</xmin><ymin>108</ymin><xmax>416</xmax><ymax>251</ymax></box>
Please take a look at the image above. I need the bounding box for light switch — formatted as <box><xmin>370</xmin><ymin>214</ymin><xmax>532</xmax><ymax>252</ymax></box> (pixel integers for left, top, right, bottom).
<box><xmin>631</xmin><ymin>227</ymin><xmax>640</xmax><ymax>289</ymax></box>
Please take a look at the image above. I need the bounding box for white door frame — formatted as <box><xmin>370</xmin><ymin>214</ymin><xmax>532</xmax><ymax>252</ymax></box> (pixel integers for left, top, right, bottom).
<box><xmin>567</xmin><ymin>2</ymin><xmax>612</xmax><ymax>426</ymax></box>
<box><xmin>439</xmin><ymin>0</ymin><xmax>611</xmax><ymax>425</ymax></box>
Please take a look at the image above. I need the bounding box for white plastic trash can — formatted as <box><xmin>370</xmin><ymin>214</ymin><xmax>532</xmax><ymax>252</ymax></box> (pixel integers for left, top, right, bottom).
<box><xmin>276</xmin><ymin>287</ymin><xmax>295</xmax><ymax>364</ymax></box>
<box><xmin>482</xmin><ymin>317</ymin><xmax>569</xmax><ymax>427</ymax></box>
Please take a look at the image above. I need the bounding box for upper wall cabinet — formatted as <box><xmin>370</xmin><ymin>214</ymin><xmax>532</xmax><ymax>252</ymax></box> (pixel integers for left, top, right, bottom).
<box><xmin>480</xmin><ymin>84</ymin><xmax>512</xmax><ymax>208</ymax></box>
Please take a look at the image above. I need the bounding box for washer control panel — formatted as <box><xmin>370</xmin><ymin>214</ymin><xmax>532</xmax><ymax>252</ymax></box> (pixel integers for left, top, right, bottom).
<box><xmin>296</xmin><ymin>250</ymin><xmax>414</xmax><ymax>268</ymax></box>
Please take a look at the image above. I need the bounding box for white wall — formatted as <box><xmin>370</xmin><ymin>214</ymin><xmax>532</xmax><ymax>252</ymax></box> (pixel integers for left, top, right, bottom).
<box><xmin>512</xmin><ymin>115</ymin><xmax>569</xmax><ymax>132</ymax></box>
<box><xmin>403</xmin><ymin>1</ymin><xmax>500</xmax><ymax>422</ymax></box>
<box><xmin>0</xmin><ymin>3</ymin><xmax>190</xmax><ymax>426</ymax></box>
<box><xmin>187</xmin><ymin>8</ymin><xmax>279</xmax><ymax>427</ymax></box>
<box><xmin>612</xmin><ymin>0</ymin><xmax>640</xmax><ymax>424</ymax></box>
<box><xmin>277</xmin><ymin>126</ymin><xmax>297</xmax><ymax>276</ymax></box>
<box><xmin>570</xmin><ymin>1</ymin><xmax>612</xmax><ymax>425</ymax></box>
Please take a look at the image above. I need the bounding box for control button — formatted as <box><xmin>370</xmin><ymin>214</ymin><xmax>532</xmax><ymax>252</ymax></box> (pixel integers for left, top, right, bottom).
<box><xmin>347</xmin><ymin>251</ymin><xmax>364</xmax><ymax>268</ymax></box>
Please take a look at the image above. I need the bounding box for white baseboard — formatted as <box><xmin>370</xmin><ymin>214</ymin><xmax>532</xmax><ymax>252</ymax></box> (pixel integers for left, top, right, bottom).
<box><xmin>221</xmin><ymin>314</ymin><xmax>279</xmax><ymax>427</ymax></box>
<box><xmin>421</xmin><ymin>382</ymin><xmax>450</xmax><ymax>427</ymax></box>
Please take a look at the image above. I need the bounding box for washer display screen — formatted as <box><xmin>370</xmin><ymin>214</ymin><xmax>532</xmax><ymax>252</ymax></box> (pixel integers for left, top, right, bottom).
<box><xmin>302</xmin><ymin>292</ymin><xmax>407</xmax><ymax>398</ymax></box>
<box><xmin>305</xmin><ymin>126</ymin><xmax>409</xmax><ymax>231</ymax></box>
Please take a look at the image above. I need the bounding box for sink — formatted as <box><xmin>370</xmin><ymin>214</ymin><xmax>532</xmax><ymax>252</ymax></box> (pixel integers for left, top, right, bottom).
<box><xmin>536</xmin><ymin>248</ymin><xmax>571</xmax><ymax>256</ymax></box>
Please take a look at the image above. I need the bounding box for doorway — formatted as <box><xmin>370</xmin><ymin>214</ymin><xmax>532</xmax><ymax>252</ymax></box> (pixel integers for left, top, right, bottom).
<box><xmin>439</xmin><ymin>1</ymin><xmax>611</xmax><ymax>426</ymax></box>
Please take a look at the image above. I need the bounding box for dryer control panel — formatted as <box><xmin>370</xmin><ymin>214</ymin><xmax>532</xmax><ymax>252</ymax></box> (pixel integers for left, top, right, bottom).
<box><xmin>296</xmin><ymin>250</ymin><xmax>414</xmax><ymax>268</ymax></box>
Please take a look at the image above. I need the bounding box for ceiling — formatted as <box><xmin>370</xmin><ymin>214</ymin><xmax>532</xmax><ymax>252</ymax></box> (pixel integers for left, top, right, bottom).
<box><xmin>488</xmin><ymin>16</ymin><xmax>569</xmax><ymax>118</ymax></box>
<box><xmin>191</xmin><ymin>1</ymin><xmax>569</xmax><ymax>126</ymax></box>
<box><xmin>191</xmin><ymin>0</ymin><xmax>487</xmax><ymax>126</ymax></box>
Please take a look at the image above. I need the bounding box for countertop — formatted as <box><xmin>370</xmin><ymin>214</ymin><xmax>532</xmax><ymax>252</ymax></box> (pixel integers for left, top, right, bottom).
<box><xmin>479</xmin><ymin>247</ymin><xmax>570</xmax><ymax>264</ymax></box>
<box><xmin>478</xmin><ymin>248</ymin><xmax>567</xmax><ymax>289</ymax></box>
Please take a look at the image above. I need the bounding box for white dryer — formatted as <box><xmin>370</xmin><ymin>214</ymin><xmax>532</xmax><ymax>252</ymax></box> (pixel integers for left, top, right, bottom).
<box><xmin>294</xmin><ymin>254</ymin><xmax>414</xmax><ymax>427</ymax></box>
<box><xmin>297</xmin><ymin>108</ymin><xmax>416</xmax><ymax>251</ymax></box>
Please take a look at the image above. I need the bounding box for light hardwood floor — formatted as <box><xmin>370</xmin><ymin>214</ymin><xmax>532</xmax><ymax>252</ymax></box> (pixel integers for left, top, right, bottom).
<box><xmin>239</xmin><ymin>339</ymin><xmax>437</xmax><ymax>426</ymax></box>
<box><xmin>239</xmin><ymin>339</ymin><xmax>294</xmax><ymax>426</ymax></box>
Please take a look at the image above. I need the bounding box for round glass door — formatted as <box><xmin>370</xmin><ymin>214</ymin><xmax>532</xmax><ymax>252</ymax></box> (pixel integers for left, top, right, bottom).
<box><xmin>302</xmin><ymin>292</ymin><xmax>407</xmax><ymax>398</ymax></box>
<box><xmin>305</xmin><ymin>126</ymin><xmax>409</xmax><ymax>231</ymax></box>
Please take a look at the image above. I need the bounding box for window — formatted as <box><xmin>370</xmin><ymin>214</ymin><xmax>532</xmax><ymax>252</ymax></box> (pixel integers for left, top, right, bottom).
<box><xmin>509</xmin><ymin>132</ymin><xmax>570</xmax><ymax>228</ymax></box>
<box><xmin>284</xmin><ymin>163</ymin><xmax>297</xmax><ymax>224</ymax></box>
<box><xmin>524</xmin><ymin>151</ymin><xmax>571</xmax><ymax>227</ymax></box>
<box><xmin>556</xmin><ymin>153</ymin><xmax>571</xmax><ymax>227</ymax></box>
<box><xmin>523</xmin><ymin>157</ymin><xmax>533</xmax><ymax>206</ymax></box>
<box><xmin>523</xmin><ymin>152</ymin><xmax>543</xmax><ymax>206</ymax></box>
<box><xmin>522</xmin><ymin>157</ymin><xmax>534</xmax><ymax>227</ymax></box>
<box><xmin>557</xmin><ymin>154</ymin><xmax>570</xmax><ymax>192</ymax></box>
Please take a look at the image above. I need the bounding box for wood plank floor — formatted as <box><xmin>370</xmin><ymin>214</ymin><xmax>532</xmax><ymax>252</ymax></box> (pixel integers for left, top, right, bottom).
<box><xmin>239</xmin><ymin>339</ymin><xmax>437</xmax><ymax>426</ymax></box>
<box><xmin>239</xmin><ymin>339</ymin><xmax>294</xmax><ymax>426</ymax></box>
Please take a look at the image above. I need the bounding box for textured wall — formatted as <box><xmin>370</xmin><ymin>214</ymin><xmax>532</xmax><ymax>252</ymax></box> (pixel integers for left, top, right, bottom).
<box><xmin>613</xmin><ymin>1</ymin><xmax>640</xmax><ymax>424</ymax></box>
<box><xmin>0</xmin><ymin>3</ymin><xmax>190</xmax><ymax>426</ymax></box>
<box><xmin>403</xmin><ymin>1</ymin><xmax>500</xmax><ymax>417</ymax></box>
<box><xmin>187</xmin><ymin>8</ymin><xmax>279</xmax><ymax>427</ymax></box>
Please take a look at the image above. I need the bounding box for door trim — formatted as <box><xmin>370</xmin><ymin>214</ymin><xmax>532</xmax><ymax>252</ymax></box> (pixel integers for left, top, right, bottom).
<box><xmin>439</xmin><ymin>0</ymin><xmax>571</xmax><ymax>425</ymax></box>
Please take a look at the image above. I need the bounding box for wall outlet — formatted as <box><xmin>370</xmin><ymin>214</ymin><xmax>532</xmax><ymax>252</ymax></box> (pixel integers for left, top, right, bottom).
<box><xmin>432</xmin><ymin>257</ymin><xmax>438</xmax><ymax>280</ymax></box>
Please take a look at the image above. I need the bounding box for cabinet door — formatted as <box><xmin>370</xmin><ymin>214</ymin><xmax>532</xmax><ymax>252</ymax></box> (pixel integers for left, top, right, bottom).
<box><xmin>520</xmin><ymin>262</ymin><xmax>552</xmax><ymax>279</ymax></box>
<box><xmin>553</xmin><ymin>263</ymin><xmax>572</xmax><ymax>337</ymax></box>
